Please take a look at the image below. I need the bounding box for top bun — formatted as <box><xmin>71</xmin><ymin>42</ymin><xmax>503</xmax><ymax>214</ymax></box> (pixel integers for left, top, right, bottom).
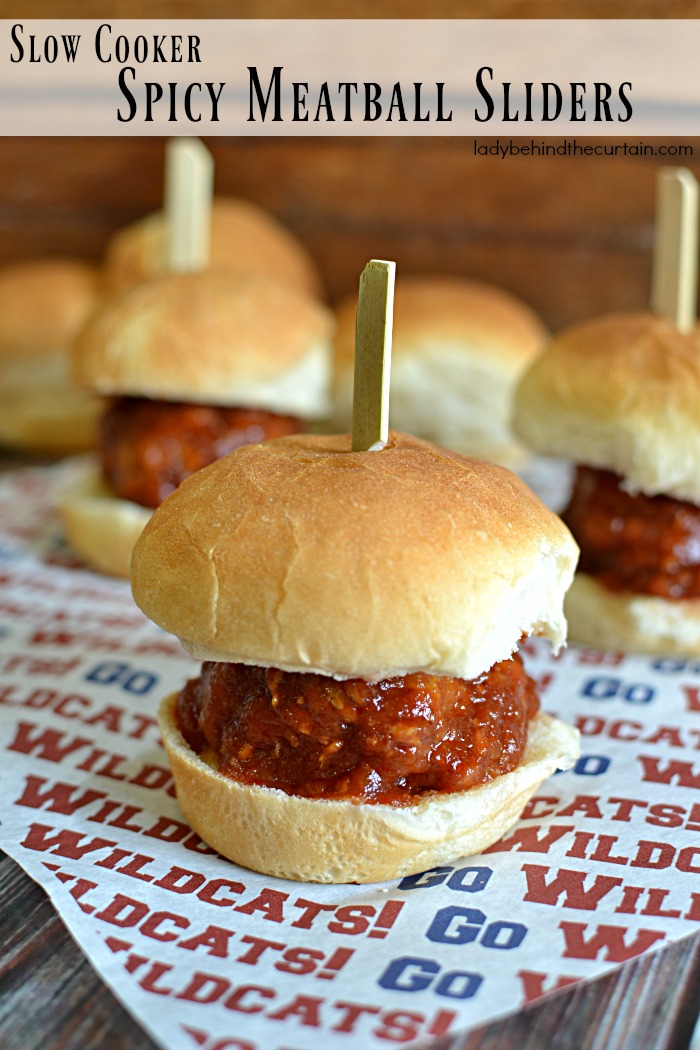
<box><xmin>513</xmin><ymin>312</ymin><xmax>700</xmax><ymax>503</ymax></box>
<box><xmin>104</xmin><ymin>197</ymin><xmax>323</xmax><ymax>301</ymax></box>
<box><xmin>74</xmin><ymin>270</ymin><xmax>334</xmax><ymax>419</ymax></box>
<box><xmin>331</xmin><ymin>276</ymin><xmax>547</xmax><ymax>466</ymax></box>
<box><xmin>0</xmin><ymin>258</ymin><xmax>101</xmax><ymax>359</ymax></box>
<box><xmin>131</xmin><ymin>431</ymin><xmax>578</xmax><ymax>682</ymax></box>
<box><xmin>0</xmin><ymin>258</ymin><xmax>103</xmax><ymax>453</ymax></box>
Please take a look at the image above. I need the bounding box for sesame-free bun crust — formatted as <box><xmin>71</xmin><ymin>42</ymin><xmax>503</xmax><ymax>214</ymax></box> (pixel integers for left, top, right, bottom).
<box><xmin>332</xmin><ymin>276</ymin><xmax>547</xmax><ymax>465</ymax></box>
<box><xmin>0</xmin><ymin>259</ymin><xmax>103</xmax><ymax>453</ymax></box>
<box><xmin>565</xmin><ymin>573</ymin><xmax>700</xmax><ymax>655</ymax></box>
<box><xmin>159</xmin><ymin>694</ymin><xmax>579</xmax><ymax>883</ymax></box>
<box><xmin>104</xmin><ymin>197</ymin><xmax>323</xmax><ymax>301</ymax></box>
<box><xmin>0</xmin><ymin>258</ymin><xmax>101</xmax><ymax>359</ymax></box>
<box><xmin>513</xmin><ymin>313</ymin><xmax>700</xmax><ymax>503</ymax></box>
<box><xmin>131</xmin><ymin>432</ymin><xmax>578</xmax><ymax>682</ymax></box>
<box><xmin>74</xmin><ymin>271</ymin><xmax>333</xmax><ymax>418</ymax></box>
<box><xmin>60</xmin><ymin>462</ymin><xmax>151</xmax><ymax>578</ymax></box>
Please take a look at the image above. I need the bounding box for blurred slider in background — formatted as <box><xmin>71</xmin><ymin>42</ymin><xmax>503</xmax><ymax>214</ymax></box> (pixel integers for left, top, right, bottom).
<box><xmin>0</xmin><ymin>258</ymin><xmax>103</xmax><ymax>455</ymax></box>
<box><xmin>104</xmin><ymin>195</ymin><xmax>324</xmax><ymax>302</ymax></box>
<box><xmin>60</xmin><ymin>140</ymin><xmax>333</xmax><ymax>578</ymax></box>
<box><xmin>331</xmin><ymin>275</ymin><xmax>548</xmax><ymax>468</ymax></box>
<box><xmin>514</xmin><ymin>168</ymin><xmax>700</xmax><ymax>655</ymax></box>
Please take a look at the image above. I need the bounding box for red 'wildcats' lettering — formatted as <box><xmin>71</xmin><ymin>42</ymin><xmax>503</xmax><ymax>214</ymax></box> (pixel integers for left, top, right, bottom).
<box><xmin>0</xmin><ymin>692</ymin><xmax>159</xmax><ymax>740</ymax></box>
<box><xmin>28</xmin><ymin>626</ymin><xmax>183</xmax><ymax>657</ymax></box>
<box><xmin>235</xmin><ymin>889</ymin><xmax>288</xmax><ymax>923</ymax></box>
<box><xmin>576</xmin><ymin>716</ymin><xmax>700</xmax><ymax>750</ymax></box>
<box><xmin>639</xmin><ymin>756</ymin><xmax>700</xmax><ymax>789</ymax></box>
<box><xmin>104</xmin><ymin>948</ymin><xmax>455</xmax><ymax>1040</ymax></box>
<box><xmin>521</xmin><ymin>794</ymin><xmax>700</xmax><ymax>833</ymax></box>
<box><xmin>557</xmin><ymin>796</ymin><xmax>605</xmax><ymax>819</ymax></box>
<box><xmin>19</xmin><ymin>821</ymin><xmax>427</xmax><ymax>936</ymax></box>
<box><xmin>9</xmin><ymin>722</ymin><xmax>93</xmax><ymax>762</ymax></box>
<box><xmin>15</xmin><ymin>774</ymin><xmax>107</xmax><ymax>814</ymax></box>
<box><xmin>22</xmin><ymin>822</ymin><xmax>117</xmax><ymax>860</ymax></box>
<box><xmin>560</xmin><ymin>922</ymin><xmax>666</xmax><ymax>961</ymax></box>
<box><xmin>0</xmin><ymin>600</ymin><xmax>37</xmax><ymax>619</ymax></box>
<box><xmin>522</xmin><ymin>862</ymin><xmax>700</xmax><ymax>924</ymax></box>
<box><xmin>2</xmin><ymin>654</ymin><xmax>81</xmax><ymax>676</ymax></box>
<box><xmin>517</xmin><ymin>969</ymin><xmax>580</xmax><ymax>1004</ymax></box>
<box><xmin>96</xmin><ymin>904</ymin><xmax>354</xmax><ymax>973</ymax></box>
<box><xmin>484</xmin><ymin>824</ymin><xmax>574</xmax><ymax>854</ymax></box>
<box><xmin>520</xmin><ymin>794</ymin><xmax>605</xmax><ymax>821</ymax></box>
<box><xmin>682</xmin><ymin>686</ymin><xmax>700</xmax><ymax>713</ymax></box>
<box><xmin>266</xmin><ymin>995</ymin><xmax>323</xmax><ymax>1025</ymax></box>
<box><xmin>576</xmin><ymin>649</ymin><xmax>624</xmax><ymax>667</ymax></box>
<box><xmin>522</xmin><ymin>865</ymin><xmax>623</xmax><ymax>909</ymax></box>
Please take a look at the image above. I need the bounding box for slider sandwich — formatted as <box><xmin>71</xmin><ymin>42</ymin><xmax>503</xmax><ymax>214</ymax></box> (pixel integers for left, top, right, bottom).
<box><xmin>0</xmin><ymin>258</ymin><xmax>102</xmax><ymax>454</ymax></box>
<box><xmin>62</xmin><ymin>270</ymin><xmax>333</xmax><ymax>578</ymax></box>
<box><xmin>104</xmin><ymin>197</ymin><xmax>324</xmax><ymax>301</ymax></box>
<box><xmin>331</xmin><ymin>277</ymin><xmax>547</xmax><ymax>466</ymax></box>
<box><xmin>513</xmin><ymin>313</ymin><xmax>700</xmax><ymax>653</ymax></box>
<box><xmin>131</xmin><ymin>431</ymin><xmax>580</xmax><ymax>883</ymax></box>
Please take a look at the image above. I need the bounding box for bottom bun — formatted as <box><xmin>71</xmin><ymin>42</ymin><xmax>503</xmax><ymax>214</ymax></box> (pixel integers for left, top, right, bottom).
<box><xmin>59</xmin><ymin>462</ymin><xmax>151</xmax><ymax>578</ymax></box>
<box><xmin>158</xmin><ymin>693</ymin><xmax>580</xmax><ymax>884</ymax></box>
<box><xmin>565</xmin><ymin>573</ymin><xmax>700</xmax><ymax>655</ymax></box>
<box><xmin>0</xmin><ymin>371</ymin><xmax>101</xmax><ymax>454</ymax></box>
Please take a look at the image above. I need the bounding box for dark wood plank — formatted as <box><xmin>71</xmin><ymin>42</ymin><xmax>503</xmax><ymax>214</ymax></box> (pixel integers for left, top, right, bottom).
<box><xmin>1</xmin><ymin>137</ymin><xmax>697</xmax><ymax>330</ymax></box>
<box><xmin>0</xmin><ymin>850</ymin><xmax>156</xmax><ymax>1050</ymax></box>
<box><xmin>2</xmin><ymin>1</ymin><xmax>700</xmax><ymax>18</ymax></box>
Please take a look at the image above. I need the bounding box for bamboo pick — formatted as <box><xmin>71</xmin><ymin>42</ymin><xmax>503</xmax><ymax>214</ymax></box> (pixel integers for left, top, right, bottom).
<box><xmin>163</xmin><ymin>138</ymin><xmax>214</xmax><ymax>273</ymax></box>
<box><xmin>351</xmin><ymin>260</ymin><xmax>396</xmax><ymax>452</ymax></box>
<box><xmin>651</xmin><ymin>167</ymin><xmax>699</xmax><ymax>333</ymax></box>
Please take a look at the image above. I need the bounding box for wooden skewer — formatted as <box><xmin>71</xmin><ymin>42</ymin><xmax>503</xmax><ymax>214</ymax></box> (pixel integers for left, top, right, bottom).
<box><xmin>351</xmin><ymin>259</ymin><xmax>396</xmax><ymax>452</ymax></box>
<box><xmin>163</xmin><ymin>138</ymin><xmax>214</xmax><ymax>273</ymax></box>
<box><xmin>651</xmin><ymin>167</ymin><xmax>699</xmax><ymax>333</ymax></box>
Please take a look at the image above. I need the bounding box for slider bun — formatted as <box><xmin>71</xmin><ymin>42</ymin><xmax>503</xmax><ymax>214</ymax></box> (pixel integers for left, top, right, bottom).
<box><xmin>0</xmin><ymin>259</ymin><xmax>103</xmax><ymax>453</ymax></box>
<box><xmin>565</xmin><ymin>573</ymin><xmax>700</xmax><ymax>655</ymax></box>
<box><xmin>131</xmin><ymin>431</ymin><xmax>579</xmax><ymax>682</ymax></box>
<box><xmin>332</xmin><ymin>276</ymin><xmax>547</xmax><ymax>466</ymax></box>
<box><xmin>0</xmin><ymin>258</ymin><xmax>101</xmax><ymax>358</ymax></box>
<box><xmin>159</xmin><ymin>695</ymin><xmax>580</xmax><ymax>883</ymax></box>
<box><xmin>74</xmin><ymin>270</ymin><xmax>333</xmax><ymax>419</ymax></box>
<box><xmin>513</xmin><ymin>313</ymin><xmax>700</xmax><ymax>503</ymax></box>
<box><xmin>60</xmin><ymin>463</ymin><xmax>151</xmax><ymax>579</ymax></box>
<box><xmin>0</xmin><ymin>382</ymin><xmax>102</xmax><ymax>456</ymax></box>
<box><xmin>104</xmin><ymin>197</ymin><xmax>323</xmax><ymax>301</ymax></box>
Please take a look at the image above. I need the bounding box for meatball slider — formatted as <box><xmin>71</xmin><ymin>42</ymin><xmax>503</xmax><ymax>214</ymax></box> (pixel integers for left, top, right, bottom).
<box><xmin>105</xmin><ymin>196</ymin><xmax>323</xmax><ymax>301</ymax></box>
<box><xmin>131</xmin><ymin>430</ymin><xmax>579</xmax><ymax>883</ymax></box>
<box><xmin>61</xmin><ymin>269</ymin><xmax>333</xmax><ymax>578</ymax></box>
<box><xmin>0</xmin><ymin>258</ymin><xmax>102</xmax><ymax>454</ymax></box>
<box><xmin>513</xmin><ymin>313</ymin><xmax>700</xmax><ymax>653</ymax></box>
<box><xmin>331</xmin><ymin>276</ymin><xmax>547</xmax><ymax>466</ymax></box>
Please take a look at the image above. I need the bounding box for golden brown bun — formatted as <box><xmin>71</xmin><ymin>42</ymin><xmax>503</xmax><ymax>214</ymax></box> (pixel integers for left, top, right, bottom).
<box><xmin>0</xmin><ymin>258</ymin><xmax>102</xmax><ymax>359</ymax></box>
<box><xmin>332</xmin><ymin>276</ymin><xmax>548</xmax><ymax>466</ymax></box>
<box><xmin>565</xmin><ymin>573</ymin><xmax>700</xmax><ymax>654</ymax></box>
<box><xmin>0</xmin><ymin>259</ymin><xmax>103</xmax><ymax>453</ymax></box>
<box><xmin>159</xmin><ymin>694</ymin><xmax>579</xmax><ymax>883</ymax></box>
<box><xmin>74</xmin><ymin>270</ymin><xmax>333</xmax><ymax>419</ymax></box>
<box><xmin>513</xmin><ymin>313</ymin><xmax>700</xmax><ymax>503</ymax></box>
<box><xmin>131</xmin><ymin>432</ymin><xmax>579</xmax><ymax>682</ymax></box>
<box><xmin>59</xmin><ymin>462</ymin><xmax>151</xmax><ymax>578</ymax></box>
<box><xmin>104</xmin><ymin>197</ymin><xmax>323</xmax><ymax>301</ymax></box>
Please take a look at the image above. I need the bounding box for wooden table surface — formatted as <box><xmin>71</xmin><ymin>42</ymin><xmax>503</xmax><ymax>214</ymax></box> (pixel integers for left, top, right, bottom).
<box><xmin>1</xmin><ymin>845</ymin><xmax>699</xmax><ymax>1050</ymax></box>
